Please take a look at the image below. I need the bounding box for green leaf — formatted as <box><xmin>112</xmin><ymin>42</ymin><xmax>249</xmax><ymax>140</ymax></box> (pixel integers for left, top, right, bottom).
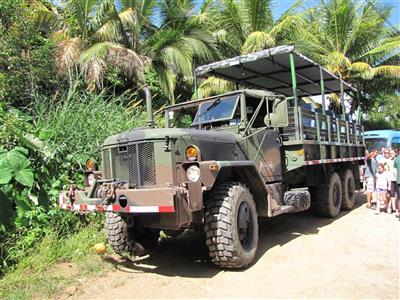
<box><xmin>6</xmin><ymin>148</ymin><xmax>30</xmax><ymax>171</ymax></box>
<box><xmin>0</xmin><ymin>167</ymin><xmax>13</xmax><ymax>185</ymax></box>
<box><xmin>0</xmin><ymin>190</ymin><xmax>13</xmax><ymax>226</ymax></box>
<box><xmin>14</xmin><ymin>146</ymin><xmax>29</xmax><ymax>156</ymax></box>
<box><xmin>15</xmin><ymin>169</ymin><xmax>34</xmax><ymax>187</ymax></box>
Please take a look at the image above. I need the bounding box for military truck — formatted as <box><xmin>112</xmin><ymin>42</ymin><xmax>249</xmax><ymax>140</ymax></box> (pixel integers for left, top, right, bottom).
<box><xmin>59</xmin><ymin>45</ymin><xmax>365</xmax><ymax>268</ymax></box>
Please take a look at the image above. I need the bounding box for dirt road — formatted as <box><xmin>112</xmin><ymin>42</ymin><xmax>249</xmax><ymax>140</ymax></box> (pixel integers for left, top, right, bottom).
<box><xmin>75</xmin><ymin>194</ymin><xmax>399</xmax><ymax>299</ymax></box>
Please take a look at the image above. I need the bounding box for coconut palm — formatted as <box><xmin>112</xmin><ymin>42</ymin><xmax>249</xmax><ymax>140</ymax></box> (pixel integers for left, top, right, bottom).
<box><xmin>293</xmin><ymin>0</ymin><xmax>400</xmax><ymax>108</ymax></box>
<box><xmin>35</xmin><ymin>0</ymin><xmax>217</xmax><ymax>102</ymax></box>
<box><xmin>206</xmin><ymin>0</ymin><xmax>306</xmax><ymax>55</ymax></box>
<box><xmin>198</xmin><ymin>0</ymin><xmax>306</xmax><ymax>96</ymax></box>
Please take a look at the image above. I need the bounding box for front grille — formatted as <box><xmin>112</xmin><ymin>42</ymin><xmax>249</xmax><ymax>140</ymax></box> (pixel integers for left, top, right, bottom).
<box><xmin>102</xmin><ymin>142</ymin><xmax>156</xmax><ymax>187</ymax></box>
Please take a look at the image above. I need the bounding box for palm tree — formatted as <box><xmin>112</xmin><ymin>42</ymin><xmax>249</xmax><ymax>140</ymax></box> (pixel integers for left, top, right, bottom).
<box><xmin>198</xmin><ymin>0</ymin><xmax>306</xmax><ymax>96</ymax></box>
<box><xmin>35</xmin><ymin>0</ymin><xmax>217</xmax><ymax>102</ymax></box>
<box><xmin>292</xmin><ymin>0</ymin><xmax>400</xmax><ymax>109</ymax></box>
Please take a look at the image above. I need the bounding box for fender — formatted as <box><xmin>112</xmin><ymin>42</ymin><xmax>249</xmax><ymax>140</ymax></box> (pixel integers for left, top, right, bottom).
<box><xmin>193</xmin><ymin>160</ymin><xmax>282</xmax><ymax>217</ymax></box>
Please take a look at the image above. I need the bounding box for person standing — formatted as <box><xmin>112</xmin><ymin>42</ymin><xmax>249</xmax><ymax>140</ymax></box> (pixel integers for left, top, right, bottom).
<box><xmin>364</xmin><ymin>149</ymin><xmax>378</xmax><ymax>208</ymax></box>
<box><xmin>375</xmin><ymin>163</ymin><xmax>390</xmax><ymax>214</ymax></box>
<box><xmin>392</xmin><ymin>152</ymin><xmax>400</xmax><ymax>218</ymax></box>
<box><xmin>386</xmin><ymin>149</ymin><xmax>397</xmax><ymax>214</ymax></box>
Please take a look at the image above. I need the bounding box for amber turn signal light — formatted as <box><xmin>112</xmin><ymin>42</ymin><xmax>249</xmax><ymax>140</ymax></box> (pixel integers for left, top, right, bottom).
<box><xmin>185</xmin><ymin>146</ymin><xmax>199</xmax><ymax>161</ymax></box>
<box><xmin>85</xmin><ymin>159</ymin><xmax>98</xmax><ymax>171</ymax></box>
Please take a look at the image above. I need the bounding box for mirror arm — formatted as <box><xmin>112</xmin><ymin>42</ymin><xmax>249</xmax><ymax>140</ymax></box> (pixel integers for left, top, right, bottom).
<box><xmin>242</xmin><ymin>96</ymin><xmax>265</xmax><ymax>136</ymax></box>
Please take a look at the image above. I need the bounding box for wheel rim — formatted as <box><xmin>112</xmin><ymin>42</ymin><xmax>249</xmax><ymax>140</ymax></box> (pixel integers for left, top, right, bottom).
<box><xmin>237</xmin><ymin>201</ymin><xmax>253</xmax><ymax>249</ymax></box>
<box><xmin>332</xmin><ymin>182</ymin><xmax>341</xmax><ymax>207</ymax></box>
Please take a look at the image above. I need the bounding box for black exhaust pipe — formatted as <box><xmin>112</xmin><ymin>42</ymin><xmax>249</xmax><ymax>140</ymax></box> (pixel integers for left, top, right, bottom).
<box><xmin>143</xmin><ymin>86</ymin><xmax>154</xmax><ymax>128</ymax></box>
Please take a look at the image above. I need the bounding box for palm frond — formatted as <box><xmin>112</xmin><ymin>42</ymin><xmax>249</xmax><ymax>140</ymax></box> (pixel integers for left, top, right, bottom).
<box><xmin>350</xmin><ymin>62</ymin><xmax>371</xmax><ymax>73</ymax></box>
<box><xmin>241</xmin><ymin>31</ymin><xmax>275</xmax><ymax>54</ymax></box>
<box><xmin>150</xmin><ymin>63</ymin><xmax>176</xmax><ymax>103</ymax></box>
<box><xmin>198</xmin><ymin>76</ymin><xmax>235</xmax><ymax>98</ymax></box>
<box><xmin>81</xmin><ymin>59</ymin><xmax>106</xmax><ymax>90</ymax></box>
<box><xmin>118</xmin><ymin>7</ymin><xmax>137</xmax><ymax>28</ymax></box>
<box><xmin>81</xmin><ymin>42</ymin><xmax>145</xmax><ymax>84</ymax></box>
<box><xmin>373</xmin><ymin>66</ymin><xmax>400</xmax><ymax>78</ymax></box>
<box><xmin>276</xmin><ymin>0</ymin><xmax>304</xmax><ymax>23</ymax></box>
<box><xmin>34</xmin><ymin>9</ymin><xmax>63</xmax><ymax>32</ymax></box>
<box><xmin>107</xmin><ymin>45</ymin><xmax>146</xmax><ymax>81</ymax></box>
<box><xmin>325</xmin><ymin>51</ymin><xmax>351</xmax><ymax>73</ymax></box>
<box><xmin>213</xmin><ymin>0</ymin><xmax>246</xmax><ymax>49</ymax></box>
<box><xmin>54</xmin><ymin>37</ymin><xmax>82</xmax><ymax>76</ymax></box>
<box><xmin>363</xmin><ymin>36</ymin><xmax>400</xmax><ymax>57</ymax></box>
<box><xmin>241</xmin><ymin>0</ymin><xmax>273</xmax><ymax>32</ymax></box>
<box><xmin>95</xmin><ymin>19</ymin><xmax>122</xmax><ymax>42</ymax></box>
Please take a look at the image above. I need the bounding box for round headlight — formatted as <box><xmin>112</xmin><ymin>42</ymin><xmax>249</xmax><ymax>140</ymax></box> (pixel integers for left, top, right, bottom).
<box><xmin>186</xmin><ymin>165</ymin><xmax>200</xmax><ymax>182</ymax></box>
<box><xmin>87</xmin><ymin>173</ymin><xmax>96</xmax><ymax>186</ymax></box>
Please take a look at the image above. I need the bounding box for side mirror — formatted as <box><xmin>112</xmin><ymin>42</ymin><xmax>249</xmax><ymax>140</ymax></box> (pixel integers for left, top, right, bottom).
<box><xmin>264</xmin><ymin>98</ymin><xmax>289</xmax><ymax>128</ymax></box>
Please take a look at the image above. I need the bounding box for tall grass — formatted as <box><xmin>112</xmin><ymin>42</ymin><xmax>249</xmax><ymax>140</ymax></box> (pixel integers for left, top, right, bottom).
<box><xmin>32</xmin><ymin>89</ymin><xmax>148</xmax><ymax>166</ymax></box>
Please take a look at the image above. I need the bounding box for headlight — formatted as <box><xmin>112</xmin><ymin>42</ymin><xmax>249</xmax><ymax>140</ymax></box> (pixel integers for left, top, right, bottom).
<box><xmin>87</xmin><ymin>173</ymin><xmax>96</xmax><ymax>186</ymax></box>
<box><xmin>186</xmin><ymin>165</ymin><xmax>200</xmax><ymax>182</ymax></box>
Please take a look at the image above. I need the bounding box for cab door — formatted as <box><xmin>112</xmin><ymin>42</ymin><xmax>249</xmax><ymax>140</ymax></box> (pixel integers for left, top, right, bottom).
<box><xmin>240</xmin><ymin>128</ymin><xmax>282</xmax><ymax>183</ymax></box>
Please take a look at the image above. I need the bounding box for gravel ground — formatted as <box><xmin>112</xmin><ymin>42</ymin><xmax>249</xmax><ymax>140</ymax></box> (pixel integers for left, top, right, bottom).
<box><xmin>73</xmin><ymin>193</ymin><xmax>399</xmax><ymax>299</ymax></box>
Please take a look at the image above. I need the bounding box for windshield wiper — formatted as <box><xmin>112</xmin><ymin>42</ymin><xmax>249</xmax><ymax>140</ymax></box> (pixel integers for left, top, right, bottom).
<box><xmin>196</xmin><ymin>98</ymin><xmax>221</xmax><ymax>119</ymax></box>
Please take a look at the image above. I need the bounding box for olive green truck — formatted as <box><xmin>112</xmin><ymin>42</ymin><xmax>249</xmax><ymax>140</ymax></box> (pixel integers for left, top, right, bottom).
<box><xmin>59</xmin><ymin>46</ymin><xmax>365</xmax><ymax>268</ymax></box>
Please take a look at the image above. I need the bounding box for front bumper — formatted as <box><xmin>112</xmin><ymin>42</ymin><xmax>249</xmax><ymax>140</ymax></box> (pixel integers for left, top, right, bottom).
<box><xmin>58</xmin><ymin>186</ymin><xmax>178</xmax><ymax>213</ymax></box>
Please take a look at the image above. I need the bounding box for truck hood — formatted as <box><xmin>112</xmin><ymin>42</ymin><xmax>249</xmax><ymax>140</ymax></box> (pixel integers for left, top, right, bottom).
<box><xmin>102</xmin><ymin>127</ymin><xmax>240</xmax><ymax>147</ymax></box>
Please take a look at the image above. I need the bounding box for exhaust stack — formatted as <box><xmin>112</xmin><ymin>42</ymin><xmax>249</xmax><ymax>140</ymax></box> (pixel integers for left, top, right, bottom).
<box><xmin>143</xmin><ymin>86</ymin><xmax>154</xmax><ymax>128</ymax></box>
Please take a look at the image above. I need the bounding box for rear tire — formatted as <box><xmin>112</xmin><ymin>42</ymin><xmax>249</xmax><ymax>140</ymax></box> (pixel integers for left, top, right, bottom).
<box><xmin>340</xmin><ymin>169</ymin><xmax>356</xmax><ymax>210</ymax></box>
<box><xmin>205</xmin><ymin>182</ymin><xmax>258</xmax><ymax>269</ymax></box>
<box><xmin>310</xmin><ymin>172</ymin><xmax>342</xmax><ymax>218</ymax></box>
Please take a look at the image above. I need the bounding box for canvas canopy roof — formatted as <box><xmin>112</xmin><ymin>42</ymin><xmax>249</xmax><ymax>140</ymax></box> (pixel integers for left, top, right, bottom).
<box><xmin>195</xmin><ymin>45</ymin><xmax>356</xmax><ymax>97</ymax></box>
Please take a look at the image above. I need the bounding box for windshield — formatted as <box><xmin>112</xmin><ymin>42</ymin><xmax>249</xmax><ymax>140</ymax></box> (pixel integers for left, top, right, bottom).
<box><xmin>365</xmin><ymin>138</ymin><xmax>388</xmax><ymax>150</ymax></box>
<box><xmin>192</xmin><ymin>96</ymin><xmax>239</xmax><ymax>125</ymax></box>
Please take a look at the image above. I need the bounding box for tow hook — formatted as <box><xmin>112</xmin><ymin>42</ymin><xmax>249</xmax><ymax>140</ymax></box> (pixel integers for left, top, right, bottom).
<box><xmin>67</xmin><ymin>185</ymin><xmax>78</xmax><ymax>202</ymax></box>
<box><xmin>96</xmin><ymin>181</ymin><xmax>129</xmax><ymax>203</ymax></box>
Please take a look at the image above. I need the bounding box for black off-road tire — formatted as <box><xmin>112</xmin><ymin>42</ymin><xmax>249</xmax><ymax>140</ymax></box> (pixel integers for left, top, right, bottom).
<box><xmin>205</xmin><ymin>182</ymin><xmax>258</xmax><ymax>269</ymax></box>
<box><xmin>105</xmin><ymin>212</ymin><xmax>133</xmax><ymax>254</ymax></box>
<box><xmin>340</xmin><ymin>169</ymin><xmax>356</xmax><ymax>210</ymax></box>
<box><xmin>310</xmin><ymin>172</ymin><xmax>342</xmax><ymax>218</ymax></box>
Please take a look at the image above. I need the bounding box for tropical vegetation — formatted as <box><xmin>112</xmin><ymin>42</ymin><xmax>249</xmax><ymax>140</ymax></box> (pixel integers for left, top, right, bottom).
<box><xmin>0</xmin><ymin>0</ymin><xmax>399</xmax><ymax>298</ymax></box>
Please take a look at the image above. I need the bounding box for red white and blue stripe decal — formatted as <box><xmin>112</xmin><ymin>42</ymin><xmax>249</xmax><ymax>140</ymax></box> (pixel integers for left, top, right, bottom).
<box><xmin>304</xmin><ymin>156</ymin><xmax>364</xmax><ymax>166</ymax></box>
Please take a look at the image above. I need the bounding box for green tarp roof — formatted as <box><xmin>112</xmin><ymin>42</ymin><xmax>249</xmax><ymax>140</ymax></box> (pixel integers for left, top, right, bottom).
<box><xmin>195</xmin><ymin>45</ymin><xmax>356</xmax><ymax>97</ymax></box>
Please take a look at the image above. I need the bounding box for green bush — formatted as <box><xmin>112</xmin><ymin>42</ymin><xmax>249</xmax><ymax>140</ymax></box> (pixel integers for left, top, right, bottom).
<box><xmin>0</xmin><ymin>89</ymin><xmax>149</xmax><ymax>272</ymax></box>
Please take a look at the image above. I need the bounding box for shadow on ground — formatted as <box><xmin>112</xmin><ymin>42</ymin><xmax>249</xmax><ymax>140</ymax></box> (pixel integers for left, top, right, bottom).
<box><xmin>103</xmin><ymin>193</ymin><xmax>366</xmax><ymax>279</ymax></box>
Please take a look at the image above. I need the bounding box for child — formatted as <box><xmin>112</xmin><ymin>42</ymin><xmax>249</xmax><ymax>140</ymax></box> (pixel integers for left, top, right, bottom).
<box><xmin>375</xmin><ymin>163</ymin><xmax>390</xmax><ymax>214</ymax></box>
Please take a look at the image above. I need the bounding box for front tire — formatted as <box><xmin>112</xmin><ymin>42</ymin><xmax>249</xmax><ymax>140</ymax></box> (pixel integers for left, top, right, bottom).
<box><xmin>105</xmin><ymin>212</ymin><xmax>134</xmax><ymax>254</ymax></box>
<box><xmin>205</xmin><ymin>182</ymin><xmax>258</xmax><ymax>269</ymax></box>
<box><xmin>310</xmin><ymin>172</ymin><xmax>342</xmax><ymax>218</ymax></box>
